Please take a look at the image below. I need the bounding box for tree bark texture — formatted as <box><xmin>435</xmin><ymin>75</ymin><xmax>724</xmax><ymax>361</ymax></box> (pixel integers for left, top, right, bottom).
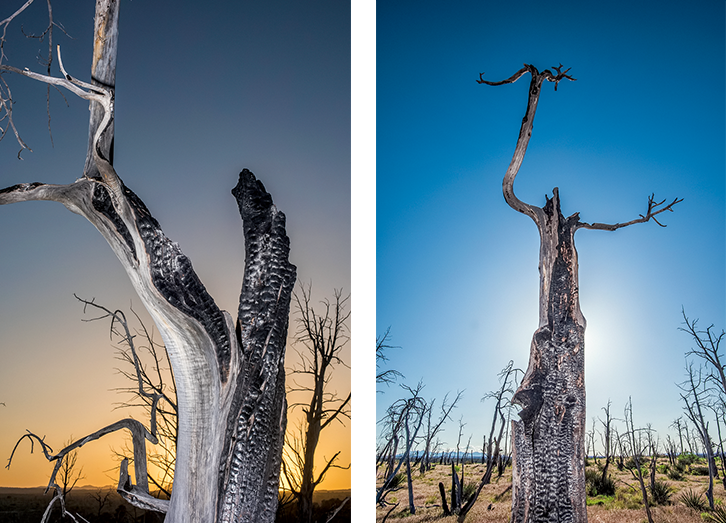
<box><xmin>480</xmin><ymin>64</ymin><xmax>680</xmax><ymax>523</ymax></box>
<box><xmin>510</xmin><ymin>186</ymin><xmax>587</xmax><ymax>523</ymax></box>
<box><xmin>1</xmin><ymin>2</ymin><xmax>297</xmax><ymax>521</ymax></box>
<box><xmin>84</xmin><ymin>0</ymin><xmax>119</xmax><ymax>177</ymax></box>
<box><xmin>0</xmin><ymin>169</ymin><xmax>295</xmax><ymax>523</ymax></box>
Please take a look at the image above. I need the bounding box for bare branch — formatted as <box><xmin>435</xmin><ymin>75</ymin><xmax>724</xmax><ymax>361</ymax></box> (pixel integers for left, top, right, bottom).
<box><xmin>376</xmin><ymin>327</ymin><xmax>404</xmax><ymax>388</ymax></box>
<box><xmin>479</xmin><ymin>64</ymin><xmax>575</xmax><ymax>224</ymax></box>
<box><xmin>117</xmin><ymin>458</ymin><xmax>170</xmax><ymax>513</ymax></box>
<box><xmin>577</xmin><ymin>193</ymin><xmax>683</xmax><ymax>231</ymax></box>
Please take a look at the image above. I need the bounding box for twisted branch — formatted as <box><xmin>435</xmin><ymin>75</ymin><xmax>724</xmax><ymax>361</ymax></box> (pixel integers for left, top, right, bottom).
<box><xmin>0</xmin><ymin>44</ymin><xmax>122</xmax><ymax>201</ymax></box>
<box><xmin>5</xmin><ymin>297</ymin><xmax>173</xmax><ymax>514</ymax></box>
<box><xmin>479</xmin><ymin>64</ymin><xmax>576</xmax><ymax>224</ymax></box>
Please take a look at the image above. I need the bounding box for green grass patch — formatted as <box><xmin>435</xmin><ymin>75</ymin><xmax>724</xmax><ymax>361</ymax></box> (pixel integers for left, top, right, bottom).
<box><xmin>586</xmin><ymin>495</ymin><xmax>615</xmax><ymax>507</ymax></box>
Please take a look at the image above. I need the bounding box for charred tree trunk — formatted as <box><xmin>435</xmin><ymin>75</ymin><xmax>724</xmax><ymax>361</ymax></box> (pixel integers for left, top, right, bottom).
<box><xmin>479</xmin><ymin>64</ymin><xmax>680</xmax><ymax>523</ymax></box>
<box><xmin>0</xmin><ymin>2</ymin><xmax>296</xmax><ymax>522</ymax></box>
<box><xmin>439</xmin><ymin>482</ymin><xmax>451</xmax><ymax>516</ymax></box>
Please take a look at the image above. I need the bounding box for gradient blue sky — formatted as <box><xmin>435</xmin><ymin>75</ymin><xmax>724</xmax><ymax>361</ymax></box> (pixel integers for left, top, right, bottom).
<box><xmin>377</xmin><ymin>0</ymin><xmax>725</xmax><ymax>456</ymax></box>
<box><xmin>0</xmin><ymin>0</ymin><xmax>350</xmax><ymax>489</ymax></box>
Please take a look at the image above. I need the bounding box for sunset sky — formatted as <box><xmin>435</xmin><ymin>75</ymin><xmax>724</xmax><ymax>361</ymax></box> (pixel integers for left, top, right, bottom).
<box><xmin>0</xmin><ymin>0</ymin><xmax>351</xmax><ymax>490</ymax></box>
<box><xmin>377</xmin><ymin>0</ymin><xmax>725</xmax><ymax>458</ymax></box>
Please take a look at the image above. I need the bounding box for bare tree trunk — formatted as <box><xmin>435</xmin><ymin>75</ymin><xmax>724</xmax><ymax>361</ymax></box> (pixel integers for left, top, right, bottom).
<box><xmin>623</xmin><ymin>399</ymin><xmax>654</xmax><ymax>523</ymax></box>
<box><xmin>680</xmin><ymin>363</ymin><xmax>716</xmax><ymax>509</ymax></box>
<box><xmin>600</xmin><ymin>401</ymin><xmax>612</xmax><ymax>484</ymax></box>
<box><xmin>480</xmin><ymin>64</ymin><xmax>680</xmax><ymax>523</ymax></box>
<box><xmin>84</xmin><ymin>0</ymin><xmax>119</xmax><ymax>178</ymax></box>
<box><xmin>0</xmin><ymin>3</ymin><xmax>296</xmax><ymax>521</ymax></box>
<box><xmin>405</xmin><ymin>414</ymin><xmax>416</xmax><ymax>515</ymax></box>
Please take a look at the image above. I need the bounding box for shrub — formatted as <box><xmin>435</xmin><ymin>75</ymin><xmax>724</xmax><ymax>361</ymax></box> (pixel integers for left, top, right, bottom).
<box><xmin>704</xmin><ymin>505</ymin><xmax>726</xmax><ymax>523</ymax></box>
<box><xmin>585</xmin><ymin>469</ymin><xmax>616</xmax><ymax>497</ymax></box>
<box><xmin>678</xmin><ymin>453</ymin><xmax>699</xmax><ymax>466</ymax></box>
<box><xmin>386</xmin><ymin>472</ymin><xmax>406</xmax><ymax>490</ymax></box>
<box><xmin>680</xmin><ymin>489</ymin><xmax>708</xmax><ymax>512</ymax></box>
<box><xmin>649</xmin><ymin>479</ymin><xmax>672</xmax><ymax>505</ymax></box>
<box><xmin>667</xmin><ymin>467</ymin><xmax>684</xmax><ymax>481</ymax></box>
<box><xmin>462</xmin><ymin>481</ymin><xmax>477</xmax><ymax>501</ymax></box>
<box><xmin>691</xmin><ymin>465</ymin><xmax>710</xmax><ymax>476</ymax></box>
<box><xmin>614</xmin><ymin>489</ymin><xmax>644</xmax><ymax>510</ymax></box>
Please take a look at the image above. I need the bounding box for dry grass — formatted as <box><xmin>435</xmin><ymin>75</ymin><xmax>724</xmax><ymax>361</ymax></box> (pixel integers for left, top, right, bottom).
<box><xmin>376</xmin><ymin>456</ymin><xmax>724</xmax><ymax>522</ymax></box>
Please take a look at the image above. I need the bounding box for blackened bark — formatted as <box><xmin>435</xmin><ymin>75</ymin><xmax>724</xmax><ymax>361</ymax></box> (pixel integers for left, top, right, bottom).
<box><xmin>0</xmin><ymin>169</ymin><xmax>296</xmax><ymax>523</ymax></box>
<box><xmin>480</xmin><ymin>64</ymin><xmax>679</xmax><ymax>523</ymax></box>
<box><xmin>511</xmin><ymin>189</ymin><xmax>587</xmax><ymax>523</ymax></box>
<box><xmin>439</xmin><ymin>482</ymin><xmax>451</xmax><ymax>516</ymax></box>
<box><xmin>218</xmin><ymin>170</ymin><xmax>296</xmax><ymax>522</ymax></box>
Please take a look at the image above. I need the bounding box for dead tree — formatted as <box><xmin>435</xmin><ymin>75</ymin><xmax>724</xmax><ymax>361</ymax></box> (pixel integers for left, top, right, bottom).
<box><xmin>1</xmin><ymin>2</ymin><xmax>296</xmax><ymax>522</ymax></box>
<box><xmin>622</xmin><ymin>398</ymin><xmax>654</xmax><ymax>523</ymax></box>
<box><xmin>645</xmin><ymin>426</ymin><xmax>658</xmax><ymax>494</ymax></box>
<box><xmin>76</xmin><ymin>295</ymin><xmax>177</xmax><ymax>498</ymax></box>
<box><xmin>679</xmin><ymin>363</ymin><xmax>716</xmax><ymax>509</ymax></box>
<box><xmin>707</xmin><ymin>403</ymin><xmax>726</xmax><ymax>487</ymax></box>
<box><xmin>457</xmin><ymin>360</ymin><xmax>520</xmax><ymax>523</ymax></box>
<box><xmin>376</xmin><ymin>327</ymin><xmax>404</xmax><ymax>389</ymax></box>
<box><xmin>418</xmin><ymin>391</ymin><xmax>462</xmax><ymax>474</ymax></box>
<box><xmin>479</xmin><ymin>63</ymin><xmax>681</xmax><ymax>523</ymax></box>
<box><xmin>282</xmin><ymin>284</ymin><xmax>351</xmax><ymax>523</ymax></box>
<box><xmin>376</xmin><ymin>383</ymin><xmax>427</xmax><ymax>508</ymax></box>
<box><xmin>670</xmin><ymin>417</ymin><xmax>686</xmax><ymax>456</ymax></box>
<box><xmin>681</xmin><ymin>312</ymin><xmax>726</xmax><ymax>396</ymax></box>
<box><xmin>599</xmin><ymin>400</ymin><xmax>613</xmax><ymax>484</ymax></box>
<box><xmin>58</xmin><ymin>439</ymin><xmax>84</xmax><ymax>500</ymax></box>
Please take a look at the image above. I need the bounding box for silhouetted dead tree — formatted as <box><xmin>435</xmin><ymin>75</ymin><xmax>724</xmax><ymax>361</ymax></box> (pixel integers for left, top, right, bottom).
<box><xmin>479</xmin><ymin>63</ymin><xmax>681</xmax><ymax>523</ymax></box>
<box><xmin>282</xmin><ymin>284</ymin><xmax>351</xmax><ymax>523</ymax></box>
<box><xmin>76</xmin><ymin>295</ymin><xmax>177</xmax><ymax>498</ymax></box>
<box><xmin>1</xmin><ymin>2</ymin><xmax>296</xmax><ymax>521</ymax></box>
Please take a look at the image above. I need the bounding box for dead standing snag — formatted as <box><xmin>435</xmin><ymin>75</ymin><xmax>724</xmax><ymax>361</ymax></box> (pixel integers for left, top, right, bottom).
<box><xmin>480</xmin><ymin>64</ymin><xmax>681</xmax><ymax>523</ymax></box>
<box><xmin>1</xmin><ymin>2</ymin><xmax>296</xmax><ymax>522</ymax></box>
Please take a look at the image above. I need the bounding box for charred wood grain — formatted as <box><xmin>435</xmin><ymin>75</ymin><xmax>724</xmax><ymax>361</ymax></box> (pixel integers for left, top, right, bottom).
<box><xmin>217</xmin><ymin>169</ymin><xmax>296</xmax><ymax>523</ymax></box>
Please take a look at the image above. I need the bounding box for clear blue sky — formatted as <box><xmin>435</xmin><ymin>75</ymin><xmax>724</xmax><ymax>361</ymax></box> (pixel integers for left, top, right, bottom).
<box><xmin>0</xmin><ymin>0</ymin><xmax>350</xmax><ymax>488</ymax></box>
<box><xmin>377</xmin><ymin>0</ymin><xmax>725</xmax><ymax>455</ymax></box>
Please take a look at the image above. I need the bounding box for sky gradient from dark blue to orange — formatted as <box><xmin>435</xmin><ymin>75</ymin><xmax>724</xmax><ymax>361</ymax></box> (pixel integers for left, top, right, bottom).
<box><xmin>377</xmin><ymin>0</ymin><xmax>725</xmax><ymax>464</ymax></box>
<box><xmin>0</xmin><ymin>0</ymin><xmax>351</xmax><ymax>490</ymax></box>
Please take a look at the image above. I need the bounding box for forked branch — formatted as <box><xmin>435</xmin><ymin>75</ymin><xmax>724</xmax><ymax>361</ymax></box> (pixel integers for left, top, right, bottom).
<box><xmin>0</xmin><ymin>44</ymin><xmax>122</xmax><ymax>200</ymax></box>
<box><xmin>478</xmin><ymin>64</ymin><xmax>575</xmax><ymax>224</ymax></box>
<box><xmin>577</xmin><ymin>193</ymin><xmax>683</xmax><ymax>231</ymax></box>
<box><xmin>481</xmin><ymin>64</ymin><xmax>681</xmax><ymax>233</ymax></box>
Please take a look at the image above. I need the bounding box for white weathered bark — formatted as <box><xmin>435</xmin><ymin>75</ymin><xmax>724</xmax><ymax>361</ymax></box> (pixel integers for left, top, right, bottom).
<box><xmin>1</xmin><ymin>2</ymin><xmax>296</xmax><ymax>521</ymax></box>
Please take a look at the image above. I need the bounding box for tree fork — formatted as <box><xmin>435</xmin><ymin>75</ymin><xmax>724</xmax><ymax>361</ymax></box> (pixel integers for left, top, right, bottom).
<box><xmin>480</xmin><ymin>64</ymin><xmax>680</xmax><ymax>523</ymax></box>
<box><xmin>0</xmin><ymin>2</ymin><xmax>296</xmax><ymax>520</ymax></box>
